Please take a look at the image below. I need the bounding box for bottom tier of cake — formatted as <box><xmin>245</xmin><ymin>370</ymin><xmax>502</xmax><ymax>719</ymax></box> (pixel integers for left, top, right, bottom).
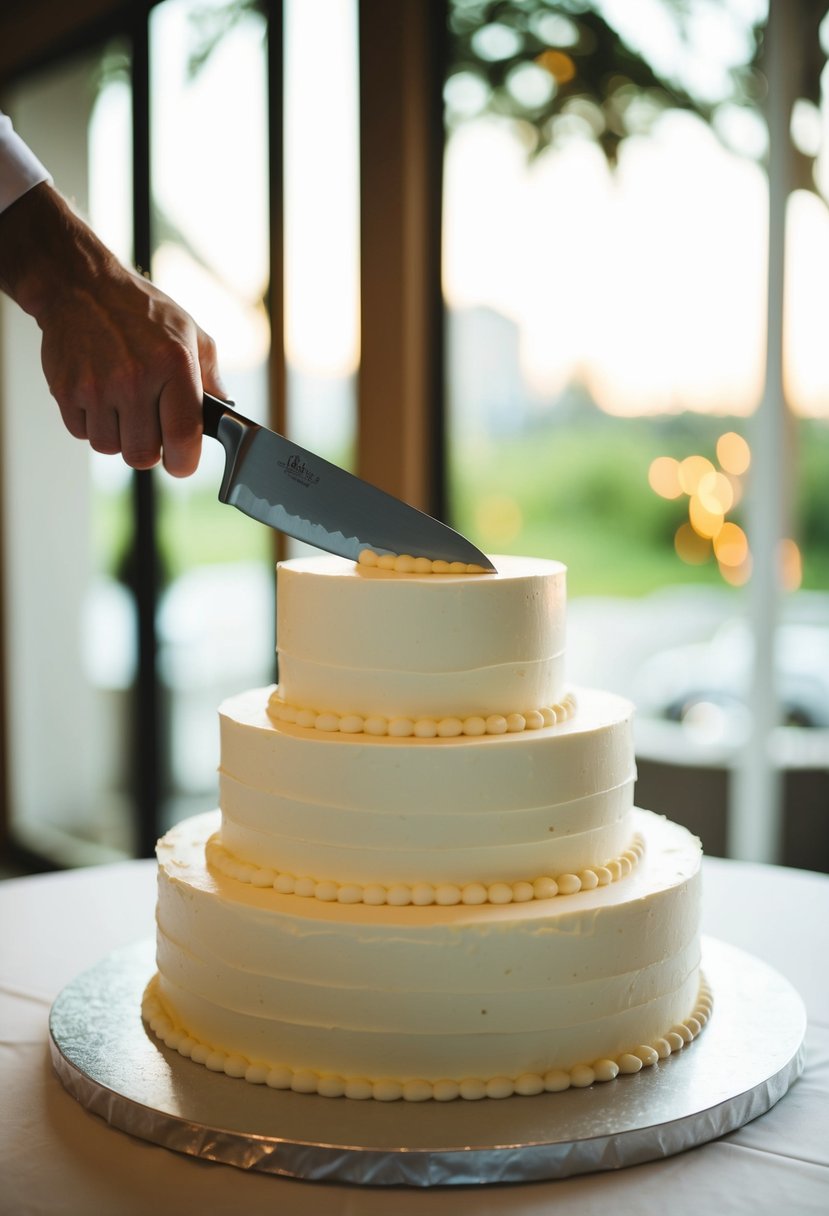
<box><xmin>145</xmin><ymin>809</ymin><xmax>708</xmax><ymax>1101</ymax></box>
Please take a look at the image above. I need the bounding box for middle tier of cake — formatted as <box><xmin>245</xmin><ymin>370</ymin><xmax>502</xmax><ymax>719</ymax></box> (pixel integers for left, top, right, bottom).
<box><xmin>214</xmin><ymin>684</ymin><xmax>637</xmax><ymax>894</ymax></box>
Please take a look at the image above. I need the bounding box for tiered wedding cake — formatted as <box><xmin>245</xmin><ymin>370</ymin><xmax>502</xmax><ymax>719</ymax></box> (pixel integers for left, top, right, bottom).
<box><xmin>143</xmin><ymin>554</ymin><xmax>709</xmax><ymax>1101</ymax></box>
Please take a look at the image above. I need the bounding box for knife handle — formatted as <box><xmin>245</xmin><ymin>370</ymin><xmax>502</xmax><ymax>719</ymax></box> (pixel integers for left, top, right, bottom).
<box><xmin>203</xmin><ymin>392</ymin><xmax>256</xmax><ymax>504</ymax></box>
<box><xmin>203</xmin><ymin>392</ymin><xmax>240</xmax><ymax>438</ymax></box>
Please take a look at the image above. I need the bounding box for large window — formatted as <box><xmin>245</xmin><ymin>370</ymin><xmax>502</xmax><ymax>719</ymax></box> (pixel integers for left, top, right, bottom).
<box><xmin>2</xmin><ymin>0</ymin><xmax>827</xmax><ymax>872</ymax></box>
<box><xmin>444</xmin><ymin>0</ymin><xmax>829</xmax><ymax>867</ymax></box>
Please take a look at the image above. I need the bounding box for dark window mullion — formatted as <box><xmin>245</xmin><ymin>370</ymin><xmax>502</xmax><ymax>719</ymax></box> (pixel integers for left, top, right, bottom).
<box><xmin>130</xmin><ymin>2</ymin><xmax>161</xmax><ymax>859</ymax></box>
<box><xmin>357</xmin><ymin>0</ymin><xmax>447</xmax><ymax>517</ymax></box>
<box><xmin>266</xmin><ymin>0</ymin><xmax>286</xmax><ymax>574</ymax></box>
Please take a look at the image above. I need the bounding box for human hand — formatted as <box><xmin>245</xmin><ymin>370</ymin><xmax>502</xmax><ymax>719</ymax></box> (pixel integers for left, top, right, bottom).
<box><xmin>0</xmin><ymin>183</ymin><xmax>226</xmax><ymax>476</ymax></box>
<box><xmin>37</xmin><ymin>259</ymin><xmax>226</xmax><ymax>477</ymax></box>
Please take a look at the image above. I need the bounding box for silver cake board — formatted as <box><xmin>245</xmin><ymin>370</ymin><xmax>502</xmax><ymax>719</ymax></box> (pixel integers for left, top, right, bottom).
<box><xmin>48</xmin><ymin>936</ymin><xmax>806</xmax><ymax>1187</ymax></box>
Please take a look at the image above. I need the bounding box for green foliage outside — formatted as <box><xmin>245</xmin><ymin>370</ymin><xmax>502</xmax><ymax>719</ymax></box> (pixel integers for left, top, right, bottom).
<box><xmin>450</xmin><ymin>409</ymin><xmax>829</xmax><ymax>598</ymax></box>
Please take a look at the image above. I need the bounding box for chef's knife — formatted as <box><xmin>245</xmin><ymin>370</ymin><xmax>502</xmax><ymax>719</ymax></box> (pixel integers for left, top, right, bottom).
<box><xmin>203</xmin><ymin>393</ymin><xmax>496</xmax><ymax>570</ymax></box>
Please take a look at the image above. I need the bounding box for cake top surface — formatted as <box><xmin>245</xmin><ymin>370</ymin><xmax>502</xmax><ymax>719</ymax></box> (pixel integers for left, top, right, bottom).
<box><xmin>277</xmin><ymin>554</ymin><xmax>566</xmax><ymax>582</ymax></box>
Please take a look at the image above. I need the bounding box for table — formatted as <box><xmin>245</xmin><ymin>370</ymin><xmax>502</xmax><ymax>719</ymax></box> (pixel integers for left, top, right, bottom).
<box><xmin>1</xmin><ymin>856</ymin><xmax>828</xmax><ymax>1215</ymax></box>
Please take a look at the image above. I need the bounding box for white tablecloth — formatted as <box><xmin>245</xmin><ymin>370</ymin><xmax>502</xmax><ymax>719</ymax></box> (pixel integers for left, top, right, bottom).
<box><xmin>1</xmin><ymin>856</ymin><xmax>827</xmax><ymax>1215</ymax></box>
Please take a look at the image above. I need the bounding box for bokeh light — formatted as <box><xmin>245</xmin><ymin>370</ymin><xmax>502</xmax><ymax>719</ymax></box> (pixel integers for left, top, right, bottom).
<box><xmin>697</xmin><ymin>469</ymin><xmax>734</xmax><ymax>514</ymax></box>
<box><xmin>506</xmin><ymin>61</ymin><xmax>557</xmax><ymax>109</ymax></box>
<box><xmin>648</xmin><ymin>455</ymin><xmax>682</xmax><ymax>499</ymax></box>
<box><xmin>444</xmin><ymin>70</ymin><xmax>490</xmax><ymax>120</ymax></box>
<box><xmin>689</xmin><ymin>495</ymin><xmax>724</xmax><ymax>539</ymax></box>
<box><xmin>678</xmin><ymin>454</ymin><xmax>715</xmax><ymax>495</ymax></box>
<box><xmin>530</xmin><ymin>11</ymin><xmax>580</xmax><ymax>48</ymax></box>
<box><xmin>471</xmin><ymin>22</ymin><xmax>524</xmax><ymax>62</ymax></box>
<box><xmin>651</xmin><ymin>432</ymin><xmax>753</xmax><ymax>583</ymax></box>
<box><xmin>719</xmin><ymin>554</ymin><xmax>752</xmax><ymax>586</ymax></box>
<box><xmin>536</xmin><ymin>49</ymin><xmax>577</xmax><ymax>84</ymax></box>
<box><xmin>675</xmin><ymin>522</ymin><xmax>711</xmax><ymax>564</ymax></box>
<box><xmin>716</xmin><ymin>431</ymin><xmax>751</xmax><ymax>475</ymax></box>
<box><xmin>714</xmin><ymin>521</ymin><xmax>748</xmax><ymax>567</ymax></box>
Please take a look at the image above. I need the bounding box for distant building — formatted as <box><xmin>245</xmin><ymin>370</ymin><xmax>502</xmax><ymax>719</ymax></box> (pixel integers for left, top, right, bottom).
<box><xmin>447</xmin><ymin>305</ymin><xmax>529</xmax><ymax>440</ymax></box>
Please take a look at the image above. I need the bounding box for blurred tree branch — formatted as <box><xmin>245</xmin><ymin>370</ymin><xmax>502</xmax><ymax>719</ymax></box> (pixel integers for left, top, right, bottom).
<box><xmin>183</xmin><ymin>0</ymin><xmax>829</xmax><ymax>192</ymax></box>
<box><xmin>447</xmin><ymin>0</ymin><xmax>829</xmax><ymax>191</ymax></box>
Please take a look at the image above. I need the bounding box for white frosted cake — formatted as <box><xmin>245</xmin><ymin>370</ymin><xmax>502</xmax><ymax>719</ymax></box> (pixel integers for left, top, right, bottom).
<box><xmin>143</xmin><ymin>554</ymin><xmax>710</xmax><ymax>1101</ymax></box>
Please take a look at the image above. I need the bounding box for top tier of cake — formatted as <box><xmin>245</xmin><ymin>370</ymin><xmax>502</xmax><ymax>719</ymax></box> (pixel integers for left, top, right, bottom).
<box><xmin>275</xmin><ymin>554</ymin><xmax>566</xmax><ymax>721</ymax></box>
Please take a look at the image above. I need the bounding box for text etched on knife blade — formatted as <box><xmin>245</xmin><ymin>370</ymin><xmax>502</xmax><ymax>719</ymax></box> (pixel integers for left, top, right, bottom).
<box><xmin>279</xmin><ymin>454</ymin><xmax>320</xmax><ymax>489</ymax></box>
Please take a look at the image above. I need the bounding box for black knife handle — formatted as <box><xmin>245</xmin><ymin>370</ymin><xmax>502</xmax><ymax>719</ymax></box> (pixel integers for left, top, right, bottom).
<box><xmin>203</xmin><ymin>392</ymin><xmax>241</xmax><ymax>438</ymax></box>
<box><xmin>203</xmin><ymin>393</ymin><xmax>258</xmax><ymax>504</ymax></box>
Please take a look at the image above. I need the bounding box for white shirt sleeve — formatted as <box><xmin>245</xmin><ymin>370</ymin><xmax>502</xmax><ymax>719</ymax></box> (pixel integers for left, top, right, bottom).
<box><xmin>0</xmin><ymin>111</ymin><xmax>52</xmax><ymax>214</ymax></box>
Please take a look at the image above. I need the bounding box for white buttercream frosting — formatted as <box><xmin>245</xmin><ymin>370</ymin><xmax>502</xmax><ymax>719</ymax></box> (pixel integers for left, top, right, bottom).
<box><xmin>217</xmin><ymin>685</ymin><xmax>636</xmax><ymax>887</ymax></box>
<box><xmin>143</xmin><ymin>971</ymin><xmax>712</xmax><ymax>1101</ymax></box>
<box><xmin>275</xmin><ymin>554</ymin><xmax>566</xmax><ymax>719</ymax></box>
<box><xmin>150</xmin><ymin>809</ymin><xmax>703</xmax><ymax>1092</ymax></box>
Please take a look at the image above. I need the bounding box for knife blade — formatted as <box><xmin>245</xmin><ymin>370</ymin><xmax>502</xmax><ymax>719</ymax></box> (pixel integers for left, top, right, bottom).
<box><xmin>202</xmin><ymin>394</ymin><xmax>496</xmax><ymax>571</ymax></box>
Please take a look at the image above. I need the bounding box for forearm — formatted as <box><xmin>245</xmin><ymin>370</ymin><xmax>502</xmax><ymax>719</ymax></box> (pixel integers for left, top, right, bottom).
<box><xmin>0</xmin><ymin>181</ymin><xmax>121</xmax><ymax>324</ymax></box>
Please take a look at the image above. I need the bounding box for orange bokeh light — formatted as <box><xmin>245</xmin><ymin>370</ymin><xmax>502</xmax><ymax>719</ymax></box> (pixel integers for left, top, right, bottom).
<box><xmin>675</xmin><ymin>522</ymin><xmax>711</xmax><ymax>564</ymax></box>
<box><xmin>536</xmin><ymin>50</ymin><xmax>577</xmax><ymax>83</ymax></box>
<box><xmin>716</xmin><ymin>431</ymin><xmax>751</xmax><ymax>476</ymax></box>
<box><xmin>719</xmin><ymin>555</ymin><xmax>752</xmax><ymax>585</ymax></box>
<box><xmin>648</xmin><ymin>436</ymin><xmax>757</xmax><ymax>587</ymax></box>
<box><xmin>648</xmin><ymin>455</ymin><xmax>683</xmax><ymax>499</ymax></box>
<box><xmin>697</xmin><ymin>470</ymin><xmax>734</xmax><ymax>514</ymax></box>
<box><xmin>689</xmin><ymin>494</ymin><xmax>724</xmax><ymax>539</ymax></box>
<box><xmin>714</xmin><ymin>521</ymin><xmax>748</xmax><ymax>567</ymax></box>
<box><xmin>678</xmin><ymin>454</ymin><xmax>715</xmax><ymax>496</ymax></box>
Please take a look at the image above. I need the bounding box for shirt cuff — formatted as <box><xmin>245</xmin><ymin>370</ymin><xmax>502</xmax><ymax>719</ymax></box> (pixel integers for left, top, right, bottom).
<box><xmin>0</xmin><ymin>112</ymin><xmax>52</xmax><ymax>214</ymax></box>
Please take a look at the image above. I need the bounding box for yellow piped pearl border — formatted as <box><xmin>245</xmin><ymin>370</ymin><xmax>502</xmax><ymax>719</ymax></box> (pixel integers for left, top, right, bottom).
<box><xmin>205</xmin><ymin>833</ymin><xmax>645</xmax><ymax>906</ymax></box>
<box><xmin>266</xmin><ymin>690</ymin><xmax>577</xmax><ymax>738</ymax></box>
<box><xmin>142</xmin><ymin>974</ymin><xmax>712</xmax><ymax>1102</ymax></box>
<box><xmin>358</xmin><ymin>549</ymin><xmax>489</xmax><ymax>575</ymax></box>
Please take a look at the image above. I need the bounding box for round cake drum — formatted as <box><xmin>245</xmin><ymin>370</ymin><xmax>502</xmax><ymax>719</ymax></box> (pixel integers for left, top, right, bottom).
<box><xmin>49</xmin><ymin>936</ymin><xmax>805</xmax><ymax>1187</ymax></box>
